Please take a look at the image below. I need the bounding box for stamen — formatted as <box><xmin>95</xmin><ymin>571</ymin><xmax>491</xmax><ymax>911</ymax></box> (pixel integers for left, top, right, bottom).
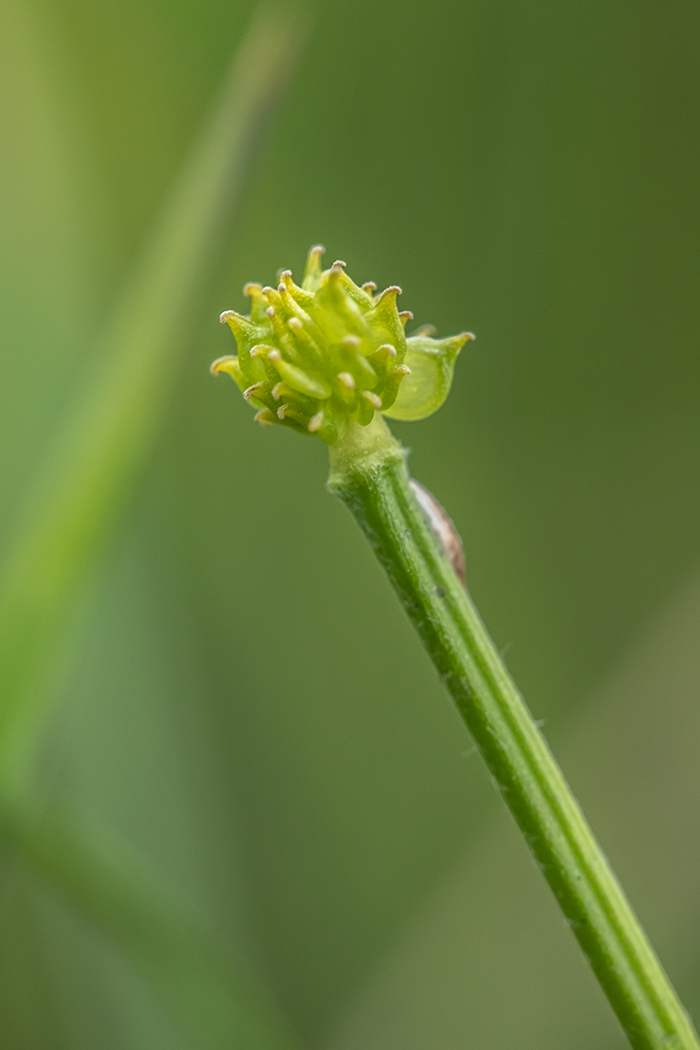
<box><xmin>210</xmin><ymin>355</ymin><xmax>233</xmax><ymax>375</ymax></box>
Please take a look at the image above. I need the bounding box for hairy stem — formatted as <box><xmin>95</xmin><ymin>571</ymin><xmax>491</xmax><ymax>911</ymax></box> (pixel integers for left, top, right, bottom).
<box><xmin>328</xmin><ymin>417</ymin><xmax>699</xmax><ymax>1050</ymax></box>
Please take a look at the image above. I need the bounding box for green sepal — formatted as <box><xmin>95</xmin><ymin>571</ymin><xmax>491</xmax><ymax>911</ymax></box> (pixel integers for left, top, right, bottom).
<box><xmin>382</xmin><ymin>331</ymin><xmax>474</xmax><ymax>421</ymax></box>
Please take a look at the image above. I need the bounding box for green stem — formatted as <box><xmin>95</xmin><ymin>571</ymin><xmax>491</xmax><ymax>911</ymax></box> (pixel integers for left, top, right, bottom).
<box><xmin>328</xmin><ymin>417</ymin><xmax>699</xmax><ymax>1050</ymax></box>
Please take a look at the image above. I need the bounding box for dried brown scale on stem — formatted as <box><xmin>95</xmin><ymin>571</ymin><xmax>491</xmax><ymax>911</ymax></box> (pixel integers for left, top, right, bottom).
<box><xmin>410</xmin><ymin>479</ymin><xmax>466</xmax><ymax>584</ymax></box>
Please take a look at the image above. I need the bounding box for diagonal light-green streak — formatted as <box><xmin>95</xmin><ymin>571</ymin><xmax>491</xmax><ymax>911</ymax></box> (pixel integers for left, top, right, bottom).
<box><xmin>0</xmin><ymin>7</ymin><xmax>307</xmax><ymax>1048</ymax></box>
<box><xmin>0</xmin><ymin>5</ymin><xmax>302</xmax><ymax>788</ymax></box>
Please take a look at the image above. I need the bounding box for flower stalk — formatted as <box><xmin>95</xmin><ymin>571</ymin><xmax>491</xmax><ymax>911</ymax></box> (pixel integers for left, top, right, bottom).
<box><xmin>328</xmin><ymin>415</ymin><xmax>698</xmax><ymax>1050</ymax></box>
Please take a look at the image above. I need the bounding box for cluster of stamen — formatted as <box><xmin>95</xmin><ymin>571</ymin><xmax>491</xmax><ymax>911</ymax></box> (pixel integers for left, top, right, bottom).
<box><xmin>211</xmin><ymin>246</ymin><xmax>412</xmax><ymax>445</ymax></box>
<box><xmin>212</xmin><ymin>245</ymin><xmax>475</xmax><ymax>443</ymax></box>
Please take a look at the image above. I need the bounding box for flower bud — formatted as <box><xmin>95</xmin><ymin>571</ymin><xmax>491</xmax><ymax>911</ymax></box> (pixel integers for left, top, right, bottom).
<box><xmin>212</xmin><ymin>247</ymin><xmax>474</xmax><ymax>444</ymax></box>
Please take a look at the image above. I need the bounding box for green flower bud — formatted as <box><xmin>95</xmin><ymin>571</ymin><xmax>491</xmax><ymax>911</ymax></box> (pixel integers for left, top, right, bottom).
<box><xmin>211</xmin><ymin>246</ymin><xmax>474</xmax><ymax>444</ymax></box>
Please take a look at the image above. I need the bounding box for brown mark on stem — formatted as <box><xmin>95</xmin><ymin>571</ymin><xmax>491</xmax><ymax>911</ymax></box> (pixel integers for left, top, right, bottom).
<box><xmin>410</xmin><ymin>479</ymin><xmax>466</xmax><ymax>585</ymax></box>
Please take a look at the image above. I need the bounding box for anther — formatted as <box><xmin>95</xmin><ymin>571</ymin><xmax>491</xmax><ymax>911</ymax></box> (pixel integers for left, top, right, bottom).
<box><xmin>342</xmin><ymin>335</ymin><xmax>361</xmax><ymax>348</ymax></box>
<box><xmin>265</xmin><ymin>306</ymin><xmax>275</xmax><ymax>317</ymax></box>
<box><xmin>377</xmin><ymin>343</ymin><xmax>397</xmax><ymax>356</ymax></box>
<box><xmin>308</xmin><ymin>411</ymin><xmax>324</xmax><ymax>432</ymax></box>
<box><xmin>268</xmin><ymin>349</ymin><xmax>281</xmax><ymax>361</ymax></box>
<box><xmin>272</xmin><ymin>382</ymin><xmax>283</xmax><ymax>400</ymax></box>
<box><xmin>243</xmin><ymin>383</ymin><xmax>265</xmax><ymax>401</ymax></box>
<box><xmin>338</xmin><ymin>372</ymin><xmax>355</xmax><ymax>389</ymax></box>
<box><xmin>288</xmin><ymin>317</ymin><xmax>302</xmax><ymax>329</ymax></box>
<box><xmin>363</xmin><ymin>391</ymin><xmax>382</xmax><ymax>408</ymax></box>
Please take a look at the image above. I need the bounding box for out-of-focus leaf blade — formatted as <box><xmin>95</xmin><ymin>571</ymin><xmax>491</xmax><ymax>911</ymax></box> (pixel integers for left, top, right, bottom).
<box><xmin>0</xmin><ymin>0</ymin><xmax>101</xmax><ymax>547</ymax></box>
<box><xmin>0</xmin><ymin>4</ymin><xmax>304</xmax><ymax>788</ymax></box>
<box><xmin>0</xmin><ymin>9</ymin><xmax>308</xmax><ymax>1045</ymax></box>
<box><xmin>0</xmin><ymin>796</ymin><xmax>304</xmax><ymax>1050</ymax></box>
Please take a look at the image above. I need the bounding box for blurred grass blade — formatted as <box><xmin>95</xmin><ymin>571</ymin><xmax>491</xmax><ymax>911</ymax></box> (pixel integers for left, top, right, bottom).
<box><xmin>0</xmin><ymin>795</ymin><xmax>303</xmax><ymax>1050</ymax></box>
<box><xmin>0</xmin><ymin>4</ymin><xmax>304</xmax><ymax>788</ymax></box>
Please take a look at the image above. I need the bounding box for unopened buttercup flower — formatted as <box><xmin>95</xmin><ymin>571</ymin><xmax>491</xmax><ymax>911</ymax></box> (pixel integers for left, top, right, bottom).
<box><xmin>211</xmin><ymin>246</ymin><xmax>474</xmax><ymax>444</ymax></box>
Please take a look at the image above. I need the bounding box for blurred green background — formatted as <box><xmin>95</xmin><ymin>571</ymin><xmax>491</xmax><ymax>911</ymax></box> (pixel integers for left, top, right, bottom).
<box><xmin>1</xmin><ymin>0</ymin><xmax>700</xmax><ymax>1047</ymax></box>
